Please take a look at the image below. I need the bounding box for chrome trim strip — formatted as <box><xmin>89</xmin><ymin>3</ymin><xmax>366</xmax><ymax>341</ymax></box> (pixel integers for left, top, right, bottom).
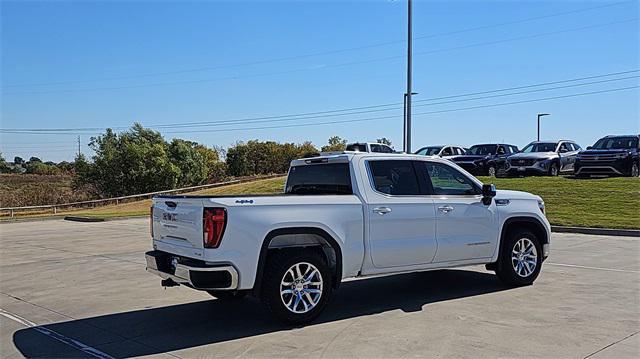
<box><xmin>575</xmin><ymin>166</ymin><xmax>623</xmax><ymax>175</ymax></box>
<box><xmin>145</xmin><ymin>254</ymin><xmax>239</xmax><ymax>290</ymax></box>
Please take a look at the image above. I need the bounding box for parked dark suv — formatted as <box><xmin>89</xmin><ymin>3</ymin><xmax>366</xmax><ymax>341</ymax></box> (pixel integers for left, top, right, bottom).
<box><xmin>449</xmin><ymin>143</ymin><xmax>519</xmax><ymax>177</ymax></box>
<box><xmin>574</xmin><ymin>135</ymin><xmax>640</xmax><ymax>177</ymax></box>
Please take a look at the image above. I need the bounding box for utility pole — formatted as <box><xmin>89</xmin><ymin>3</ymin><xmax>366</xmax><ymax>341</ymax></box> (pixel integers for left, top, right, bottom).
<box><xmin>403</xmin><ymin>0</ymin><xmax>413</xmax><ymax>154</ymax></box>
<box><xmin>77</xmin><ymin>136</ymin><xmax>81</xmax><ymax>157</ymax></box>
<box><xmin>537</xmin><ymin>113</ymin><xmax>550</xmax><ymax>141</ymax></box>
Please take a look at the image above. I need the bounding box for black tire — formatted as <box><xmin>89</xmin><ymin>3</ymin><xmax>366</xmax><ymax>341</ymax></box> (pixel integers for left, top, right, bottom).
<box><xmin>495</xmin><ymin>229</ymin><xmax>543</xmax><ymax>286</ymax></box>
<box><xmin>261</xmin><ymin>249</ymin><xmax>333</xmax><ymax>325</ymax></box>
<box><xmin>207</xmin><ymin>290</ymin><xmax>248</xmax><ymax>300</ymax></box>
<box><xmin>631</xmin><ymin>161</ymin><xmax>639</xmax><ymax>177</ymax></box>
<box><xmin>548</xmin><ymin>162</ymin><xmax>559</xmax><ymax>176</ymax></box>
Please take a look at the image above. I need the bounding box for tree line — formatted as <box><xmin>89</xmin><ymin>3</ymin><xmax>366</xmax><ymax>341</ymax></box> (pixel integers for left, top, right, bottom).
<box><xmin>1</xmin><ymin>124</ymin><xmax>392</xmax><ymax>198</ymax></box>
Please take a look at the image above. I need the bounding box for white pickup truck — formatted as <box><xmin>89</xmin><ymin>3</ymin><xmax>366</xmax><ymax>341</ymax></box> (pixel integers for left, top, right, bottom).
<box><xmin>146</xmin><ymin>152</ymin><xmax>550</xmax><ymax>324</ymax></box>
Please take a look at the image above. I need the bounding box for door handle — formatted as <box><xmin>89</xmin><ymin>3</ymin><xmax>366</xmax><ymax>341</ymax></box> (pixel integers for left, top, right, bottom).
<box><xmin>373</xmin><ymin>207</ymin><xmax>392</xmax><ymax>215</ymax></box>
<box><xmin>438</xmin><ymin>205</ymin><xmax>454</xmax><ymax>213</ymax></box>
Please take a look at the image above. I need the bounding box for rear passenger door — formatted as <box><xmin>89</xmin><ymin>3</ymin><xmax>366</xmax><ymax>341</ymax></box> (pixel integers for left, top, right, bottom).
<box><xmin>416</xmin><ymin>161</ymin><xmax>499</xmax><ymax>262</ymax></box>
<box><xmin>364</xmin><ymin>159</ymin><xmax>437</xmax><ymax>268</ymax></box>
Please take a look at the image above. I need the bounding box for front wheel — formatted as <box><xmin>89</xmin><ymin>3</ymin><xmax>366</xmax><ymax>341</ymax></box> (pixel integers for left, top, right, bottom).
<box><xmin>495</xmin><ymin>229</ymin><xmax>543</xmax><ymax>286</ymax></box>
<box><xmin>548</xmin><ymin>162</ymin><xmax>559</xmax><ymax>176</ymax></box>
<box><xmin>631</xmin><ymin>161</ymin><xmax>639</xmax><ymax>177</ymax></box>
<box><xmin>487</xmin><ymin>165</ymin><xmax>497</xmax><ymax>177</ymax></box>
<box><xmin>261</xmin><ymin>250</ymin><xmax>333</xmax><ymax>325</ymax></box>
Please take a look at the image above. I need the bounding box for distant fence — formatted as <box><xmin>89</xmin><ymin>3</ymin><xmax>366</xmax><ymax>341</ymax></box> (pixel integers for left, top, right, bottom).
<box><xmin>0</xmin><ymin>174</ymin><xmax>284</xmax><ymax>218</ymax></box>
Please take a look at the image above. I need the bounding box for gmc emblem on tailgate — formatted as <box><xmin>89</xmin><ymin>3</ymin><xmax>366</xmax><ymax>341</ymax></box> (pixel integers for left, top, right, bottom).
<box><xmin>162</xmin><ymin>213</ymin><xmax>177</xmax><ymax>221</ymax></box>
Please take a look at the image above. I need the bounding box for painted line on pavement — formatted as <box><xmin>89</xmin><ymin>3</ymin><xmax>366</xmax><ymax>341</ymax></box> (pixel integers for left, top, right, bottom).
<box><xmin>547</xmin><ymin>262</ymin><xmax>639</xmax><ymax>273</ymax></box>
<box><xmin>0</xmin><ymin>308</ymin><xmax>114</xmax><ymax>359</ymax></box>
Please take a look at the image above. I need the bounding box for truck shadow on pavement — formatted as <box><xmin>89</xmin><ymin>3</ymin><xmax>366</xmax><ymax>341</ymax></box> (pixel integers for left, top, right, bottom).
<box><xmin>13</xmin><ymin>269</ymin><xmax>512</xmax><ymax>358</ymax></box>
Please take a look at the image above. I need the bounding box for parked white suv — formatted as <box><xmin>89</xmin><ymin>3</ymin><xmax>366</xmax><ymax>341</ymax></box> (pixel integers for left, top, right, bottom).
<box><xmin>415</xmin><ymin>145</ymin><xmax>466</xmax><ymax>159</ymax></box>
<box><xmin>146</xmin><ymin>152</ymin><xmax>550</xmax><ymax>324</ymax></box>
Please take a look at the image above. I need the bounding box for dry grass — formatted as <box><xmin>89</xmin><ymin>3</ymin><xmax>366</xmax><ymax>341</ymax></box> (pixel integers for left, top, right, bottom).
<box><xmin>0</xmin><ymin>174</ymin><xmax>94</xmax><ymax>207</ymax></box>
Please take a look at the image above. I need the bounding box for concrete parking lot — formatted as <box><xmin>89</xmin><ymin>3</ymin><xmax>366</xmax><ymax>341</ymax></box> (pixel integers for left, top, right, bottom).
<box><xmin>0</xmin><ymin>218</ymin><xmax>638</xmax><ymax>358</ymax></box>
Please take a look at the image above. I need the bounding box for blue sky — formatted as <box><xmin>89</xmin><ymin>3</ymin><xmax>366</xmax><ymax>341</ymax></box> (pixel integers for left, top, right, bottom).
<box><xmin>1</xmin><ymin>0</ymin><xmax>638</xmax><ymax>162</ymax></box>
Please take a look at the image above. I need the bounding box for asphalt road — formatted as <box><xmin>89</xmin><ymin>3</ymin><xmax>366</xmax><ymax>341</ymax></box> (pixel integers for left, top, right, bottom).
<box><xmin>1</xmin><ymin>218</ymin><xmax>638</xmax><ymax>358</ymax></box>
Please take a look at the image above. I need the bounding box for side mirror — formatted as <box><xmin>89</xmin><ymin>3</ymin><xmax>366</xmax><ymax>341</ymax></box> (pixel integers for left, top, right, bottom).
<box><xmin>559</xmin><ymin>148</ymin><xmax>568</xmax><ymax>153</ymax></box>
<box><xmin>482</xmin><ymin>184</ymin><xmax>496</xmax><ymax>205</ymax></box>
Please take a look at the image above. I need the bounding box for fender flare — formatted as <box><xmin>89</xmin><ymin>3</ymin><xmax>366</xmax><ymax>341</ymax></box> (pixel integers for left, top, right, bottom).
<box><xmin>495</xmin><ymin>216</ymin><xmax>549</xmax><ymax>269</ymax></box>
<box><xmin>253</xmin><ymin>227</ymin><xmax>343</xmax><ymax>294</ymax></box>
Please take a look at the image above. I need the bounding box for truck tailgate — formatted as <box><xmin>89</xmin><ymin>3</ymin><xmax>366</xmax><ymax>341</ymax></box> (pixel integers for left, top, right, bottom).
<box><xmin>152</xmin><ymin>197</ymin><xmax>205</xmax><ymax>257</ymax></box>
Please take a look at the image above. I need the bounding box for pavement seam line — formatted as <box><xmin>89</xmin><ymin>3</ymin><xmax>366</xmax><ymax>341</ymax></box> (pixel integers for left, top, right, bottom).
<box><xmin>0</xmin><ymin>308</ymin><xmax>115</xmax><ymax>359</ymax></box>
<box><xmin>546</xmin><ymin>262</ymin><xmax>639</xmax><ymax>273</ymax></box>
<box><xmin>0</xmin><ymin>292</ymin><xmax>183</xmax><ymax>359</ymax></box>
<box><xmin>583</xmin><ymin>330</ymin><xmax>640</xmax><ymax>359</ymax></box>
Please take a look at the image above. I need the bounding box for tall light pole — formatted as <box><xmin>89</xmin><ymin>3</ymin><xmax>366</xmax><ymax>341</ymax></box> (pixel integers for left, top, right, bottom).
<box><xmin>403</xmin><ymin>0</ymin><xmax>413</xmax><ymax>154</ymax></box>
<box><xmin>537</xmin><ymin>113</ymin><xmax>550</xmax><ymax>141</ymax></box>
<box><xmin>403</xmin><ymin>92</ymin><xmax>418</xmax><ymax>153</ymax></box>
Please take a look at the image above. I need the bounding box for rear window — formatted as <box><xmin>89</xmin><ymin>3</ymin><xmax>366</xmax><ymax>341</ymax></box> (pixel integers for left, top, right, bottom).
<box><xmin>286</xmin><ymin>163</ymin><xmax>353</xmax><ymax>195</ymax></box>
<box><xmin>368</xmin><ymin>160</ymin><xmax>420</xmax><ymax>195</ymax></box>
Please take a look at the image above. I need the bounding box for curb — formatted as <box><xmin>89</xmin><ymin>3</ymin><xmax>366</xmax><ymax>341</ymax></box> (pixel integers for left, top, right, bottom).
<box><xmin>64</xmin><ymin>216</ymin><xmax>106</xmax><ymax>223</ymax></box>
<box><xmin>552</xmin><ymin>226</ymin><xmax>640</xmax><ymax>237</ymax></box>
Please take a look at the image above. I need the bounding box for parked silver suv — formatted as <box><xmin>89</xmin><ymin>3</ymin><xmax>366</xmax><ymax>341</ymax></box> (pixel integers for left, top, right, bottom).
<box><xmin>506</xmin><ymin>140</ymin><xmax>582</xmax><ymax>176</ymax></box>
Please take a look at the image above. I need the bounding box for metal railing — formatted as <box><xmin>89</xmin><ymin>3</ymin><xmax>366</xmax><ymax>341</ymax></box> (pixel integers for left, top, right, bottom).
<box><xmin>0</xmin><ymin>174</ymin><xmax>284</xmax><ymax>218</ymax></box>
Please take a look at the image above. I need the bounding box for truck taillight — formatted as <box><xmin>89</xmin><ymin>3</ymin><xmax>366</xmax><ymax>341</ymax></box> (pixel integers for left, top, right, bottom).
<box><xmin>203</xmin><ymin>208</ymin><xmax>226</xmax><ymax>248</ymax></box>
<box><xmin>150</xmin><ymin>206</ymin><xmax>154</xmax><ymax>238</ymax></box>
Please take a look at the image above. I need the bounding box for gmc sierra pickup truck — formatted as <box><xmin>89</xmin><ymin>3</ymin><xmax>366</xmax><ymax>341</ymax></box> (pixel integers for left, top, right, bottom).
<box><xmin>146</xmin><ymin>152</ymin><xmax>550</xmax><ymax>324</ymax></box>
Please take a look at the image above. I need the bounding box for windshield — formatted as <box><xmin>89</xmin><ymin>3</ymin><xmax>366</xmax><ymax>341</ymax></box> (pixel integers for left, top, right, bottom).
<box><xmin>522</xmin><ymin>142</ymin><xmax>557</xmax><ymax>153</ymax></box>
<box><xmin>467</xmin><ymin>145</ymin><xmax>497</xmax><ymax>156</ymax></box>
<box><xmin>415</xmin><ymin>146</ymin><xmax>443</xmax><ymax>156</ymax></box>
<box><xmin>592</xmin><ymin>137</ymin><xmax>638</xmax><ymax>150</ymax></box>
<box><xmin>286</xmin><ymin>163</ymin><xmax>353</xmax><ymax>195</ymax></box>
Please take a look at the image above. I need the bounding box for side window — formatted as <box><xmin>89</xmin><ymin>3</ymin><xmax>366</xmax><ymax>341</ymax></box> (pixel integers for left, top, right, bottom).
<box><xmin>455</xmin><ymin>147</ymin><xmax>464</xmax><ymax>155</ymax></box>
<box><xmin>572</xmin><ymin>143</ymin><xmax>581</xmax><ymax>151</ymax></box>
<box><xmin>511</xmin><ymin>145</ymin><xmax>519</xmax><ymax>153</ymax></box>
<box><xmin>441</xmin><ymin>147</ymin><xmax>453</xmax><ymax>156</ymax></box>
<box><xmin>497</xmin><ymin>145</ymin><xmax>506</xmax><ymax>155</ymax></box>
<box><xmin>379</xmin><ymin>145</ymin><xmax>393</xmax><ymax>153</ymax></box>
<box><xmin>558</xmin><ymin>142</ymin><xmax>568</xmax><ymax>152</ymax></box>
<box><xmin>370</xmin><ymin>144</ymin><xmax>382</xmax><ymax>153</ymax></box>
<box><xmin>368</xmin><ymin>160</ymin><xmax>421</xmax><ymax>195</ymax></box>
<box><xmin>422</xmin><ymin>162</ymin><xmax>479</xmax><ymax>196</ymax></box>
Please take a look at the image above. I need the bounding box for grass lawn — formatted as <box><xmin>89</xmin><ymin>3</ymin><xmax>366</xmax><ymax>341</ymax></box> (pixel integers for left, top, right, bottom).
<box><xmin>4</xmin><ymin>175</ymin><xmax>638</xmax><ymax>229</ymax></box>
<box><xmin>477</xmin><ymin>176</ymin><xmax>640</xmax><ymax>229</ymax></box>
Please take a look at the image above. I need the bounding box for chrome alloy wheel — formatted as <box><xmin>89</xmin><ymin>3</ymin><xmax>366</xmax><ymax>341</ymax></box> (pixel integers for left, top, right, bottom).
<box><xmin>511</xmin><ymin>238</ymin><xmax>538</xmax><ymax>278</ymax></box>
<box><xmin>280</xmin><ymin>262</ymin><xmax>323</xmax><ymax>314</ymax></box>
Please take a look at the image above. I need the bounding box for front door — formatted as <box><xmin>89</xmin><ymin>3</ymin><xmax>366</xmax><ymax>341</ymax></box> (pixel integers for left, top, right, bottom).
<box><xmin>365</xmin><ymin>160</ymin><xmax>437</xmax><ymax>268</ymax></box>
<box><xmin>417</xmin><ymin>161</ymin><xmax>499</xmax><ymax>262</ymax></box>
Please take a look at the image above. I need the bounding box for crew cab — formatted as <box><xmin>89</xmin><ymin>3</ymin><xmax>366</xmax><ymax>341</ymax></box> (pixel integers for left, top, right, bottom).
<box><xmin>449</xmin><ymin>143</ymin><xmax>519</xmax><ymax>177</ymax></box>
<box><xmin>574</xmin><ymin>135</ymin><xmax>639</xmax><ymax>177</ymax></box>
<box><xmin>506</xmin><ymin>140</ymin><xmax>581</xmax><ymax>176</ymax></box>
<box><xmin>146</xmin><ymin>153</ymin><xmax>550</xmax><ymax>324</ymax></box>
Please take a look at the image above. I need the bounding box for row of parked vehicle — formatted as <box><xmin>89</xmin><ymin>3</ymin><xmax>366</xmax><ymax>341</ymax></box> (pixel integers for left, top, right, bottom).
<box><xmin>347</xmin><ymin>134</ymin><xmax>640</xmax><ymax>178</ymax></box>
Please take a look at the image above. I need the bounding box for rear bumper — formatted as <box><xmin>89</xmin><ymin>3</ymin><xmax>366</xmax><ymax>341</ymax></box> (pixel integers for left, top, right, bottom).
<box><xmin>145</xmin><ymin>250</ymin><xmax>239</xmax><ymax>290</ymax></box>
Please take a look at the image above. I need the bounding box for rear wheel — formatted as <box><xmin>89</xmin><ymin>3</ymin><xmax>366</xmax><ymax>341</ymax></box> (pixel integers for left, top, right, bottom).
<box><xmin>631</xmin><ymin>161</ymin><xmax>639</xmax><ymax>177</ymax></box>
<box><xmin>495</xmin><ymin>229</ymin><xmax>543</xmax><ymax>286</ymax></box>
<box><xmin>261</xmin><ymin>249</ymin><xmax>332</xmax><ymax>325</ymax></box>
